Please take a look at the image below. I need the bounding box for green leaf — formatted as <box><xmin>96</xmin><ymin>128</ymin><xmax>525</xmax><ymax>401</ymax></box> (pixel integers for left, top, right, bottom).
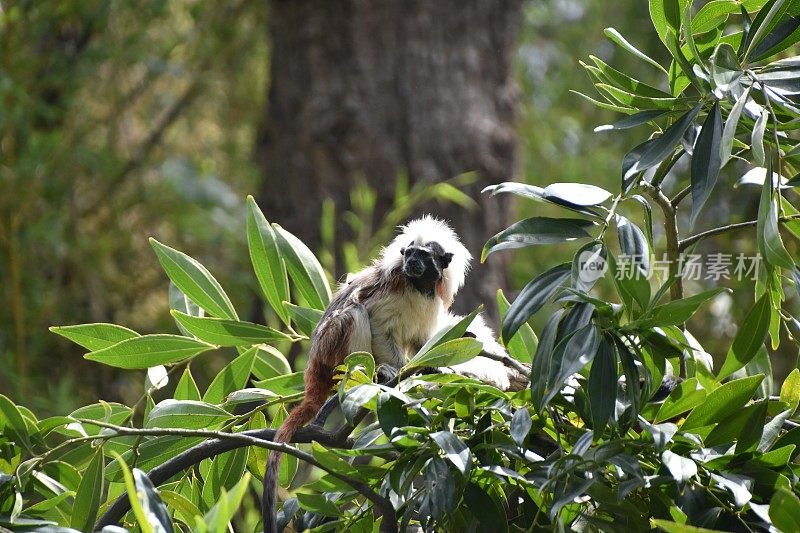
<box><xmin>661</xmin><ymin>450</ymin><xmax>697</xmax><ymax>483</ymax></box>
<box><xmin>296</xmin><ymin>492</ymin><xmax>340</xmax><ymax>517</ymax></box>
<box><xmin>202</xmin><ymin>474</ymin><xmax>250</xmax><ymax>533</ymax></box>
<box><xmin>273</xmin><ymin>223</ymin><xmax>331</xmax><ymax>310</ymax></box>
<box><xmin>497</xmin><ymin>290</ymin><xmax>538</xmax><ymax>363</ymax></box>
<box><xmin>594</xmin><ymin>109</ymin><xmax>668</xmax><ymax>132</ymax></box>
<box><xmin>150</xmin><ymin>238</ymin><xmax>238</xmax><ymax>320</ymax></box>
<box><xmin>70</xmin><ymin>448</ymin><xmax>104</xmax><ymax>531</ymax></box>
<box><xmin>720</xmin><ymin>86</ymin><xmax>751</xmax><ymax>166</ymax></box>
<box><xmin>649</xmin><ymin>0</ymin><xmax>687</xmax><ymax>48</ymax></box>
<box><xmin>253</xmin><ymin>371</ymin><xmax>305</xmax><ymax>396</ymax></box>
<box><xmin>542</xmin><ymin>182</ymin><xmax>612</xmax><ymax>206</ymax></box>
<box><xmin>463</xmin><ymin>483</ymin><xmax>507</xmax><ymax>530</ymax></box>
<box><xmin>588</xmin><ymin>335</ymin><xmax>617</xmax><ymax>434</ymax></box>
<box><xmin>718</xmin><ymin>294</ymin><xmax>771</xmax><ymax>379</ymax></box>
<box><xmin>616</xmin><ymin>214</ymin><xmax>651</xmax><ymax>275</ymax></box>
<box><xmin>174</xmin><ymin>368</ymin><xmax>201</xmax><ymax>401</ymax></box>
<box><xmin>84</xmin><ymin>334</ymin><xmax>215</xmax><ymax>369</ymax></box>
<box><xmin>682</xmin><ymin>374</ymin><xmax>764</xmax><ymax>430</ymax></box>
<box><xmin>171</xmin><ymin>311</ymin><xmax>290</xmax><ymax>346</ymax></box>
<box><xmin>502</xmin><ymin>263</ymin><xmax>571</xmax><ymax>343</ymax></box>
<box><xmin>745</xmin><ymin>0</ymin><xmax>792</xmax><ymax>62</ymax></box>
<box><xmin>779</xmin><ymin>368</ymin><xmax>800</xmax><ymax>410</ymax></box>
<box><xmin>655</xmin><ymin>378</ymin><xmax>707</xmax><ymax>423</ymax></box>
<box><xmin>283</xmin><ymin>302</ymin><xmax>323</xmax><ymax>337</ymax></box>
<box><xmin>49</xmin><ymin>323</ymin><xmax>140</xmax><ymax>351</ymax></box>
<box><xmin>690</xmin><ymin>101</ymin><xmax>724</xmax><ymax>228</ymax></box>
<box><xmin>252</xmin><ymin>345</ymin><xmax>292</xmax><ymax>380</ymax></box>
<box><xmin>246</xmin><ymin>196</ymin><xmax>290</xmax><ymax>325</ymax></box>
<box><xmin>760</xmin><ymin>170</ymin><xmax>796</xmax><ymax>269</ymax></box>
<box><xmin>482</xmin><ymin>217</ymin><xmax>594</xmax><ymax>260</ymax></box>
<box><xmin>544</xmin><ymin>324</ymin><xmax>600</xmax><ymax>406</ymax></box>
<box><xmin>405</xmin><ymin>338</ymin><xmax>483</xmax><ymax>369</ymax></box>
<box><xmin>145</xmin><ymin>400</ymin><xmax>231</xmax><ymax>429</ymax></box>
<box><xmin>770</xmin><ymin>488</ymin><xmax>800</xmax><ymax>533</ymax></box>
<box><xmin>132</xmin><ymin>469</ymin><xmax>173</xmax><ymax>533</ymax></box>
<box><xmin>170</xmin><ymin>282</ymin><xmax>204</xmax><ymax>338</ymax></box>
<box><xmin>623</xmin><ymin>104</ymin><xmax>703</xmax><ymax>186</ymax></box>
<box><xmin>710</xmin><ymin>43</ymin><xmax>742</xmax><ymax>92</ymax></box>
<box><xmin>637</xmin><ymin>288</ymin><xmax>729</xmax><ymax>327</ymax></box>
<box><xmin>483</xmin><ymin>182</ymin><xmax>602</xmax><ymax>218</ymax></box>
<box><xmin>605</xmin><ymin>27</ymin><xmax>669</xmax><ymax>74</ymax></box>
<box><xmin>652</xmin><ymin>519</ymin><xmax>730</xmax><ymax>532</ymax></box>
<box><xmin>412</xmin><ymin>306</ymin><xmax>482</xmax><ymax>359</ymax></box>
<box><xmin>111</xmin><ymin>453</ymin><xmax>154</xmax><ymax>533</ymax></box>
<box><xmin>596</xmin><ymin>84</ymin><xmax>686</xmax><ymax>110</ymax></box>
<box><xmin>202</xmin><ymin>447</ymin><xmax>248</xmax><ymax>509</ymax></box>
<box><xmin>203</xmin><ymin>348</ymin><xmax>258</xmax><ymax>404</ymax></box>
<box><xmin>0</xmin><ymin>393</ymin><xmax>31</xmax><ymax>448</ymax></box>
<box><xmin>106</xmin><ymin>436</ymin><xmax>205</xmax><ymax>482</ymax></box>
<box><xmin>752</xmin><ymin>111</ymin><xmax>768</xmax><ymax>166</ymax></box>
<box><xmin>510</xmin><ymin>408</ymin><xmax>532</xmax><ymax>447</ymax></box>
<box><xmin>587</xmin><ymin>56</ymin><xmax>674</xmax><ymax>98</ymax></box>
<box><xmin>430</xmin><ymin>431</ymin><xmax>471</xmax><ymax>475</ymax></box>
<box><xmin>751</xmin><ymin>15</ymin><xmax>800</xmax><ymax>61</ymax></box>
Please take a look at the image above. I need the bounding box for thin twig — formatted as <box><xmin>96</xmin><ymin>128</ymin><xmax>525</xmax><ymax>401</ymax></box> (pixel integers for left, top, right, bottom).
<box><xmin>477</xmin><ymin>351</ymin><xmax>531</xmax><ymax>378</ymax></box>
<box><xmin>671</xmin><ymin>185</ymin><xmax>691</xmax><ymax>207</ymax></box>
<box><xmin>679</xmin><ymin>214</ymin><xmax>800</xmax><ymax>251</ymax></box>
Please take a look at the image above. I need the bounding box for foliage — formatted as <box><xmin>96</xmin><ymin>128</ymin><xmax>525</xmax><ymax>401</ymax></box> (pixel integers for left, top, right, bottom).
<box><xmin>2</xmin><ymin>1</ymin><xmax>800</xmax><ymax>532</ymax></box>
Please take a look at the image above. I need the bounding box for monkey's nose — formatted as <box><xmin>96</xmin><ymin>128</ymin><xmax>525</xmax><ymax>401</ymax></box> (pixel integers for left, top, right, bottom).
<box><xmin>404</xmin><ymin>259</ymin><xmax>425</xmax><ymax>278</ymax></box>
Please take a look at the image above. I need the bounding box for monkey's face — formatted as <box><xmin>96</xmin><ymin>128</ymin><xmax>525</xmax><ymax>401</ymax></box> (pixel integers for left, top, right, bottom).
<box><xmin>400</xmin><ymin>242</ymin><xmax>454</xmax><ymax>296</ymax></box>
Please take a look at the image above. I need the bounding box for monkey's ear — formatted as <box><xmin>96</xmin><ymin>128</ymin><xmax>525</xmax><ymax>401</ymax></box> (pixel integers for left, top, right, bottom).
<box><xmin>400</xmin><ymin>247</ymin><xmax>406</xmax><ymax>256</ymax></box>
<box><xmin>441</xmin><ymin>252</ymin><xmax>454</xmax><ymax>269</ymax></box>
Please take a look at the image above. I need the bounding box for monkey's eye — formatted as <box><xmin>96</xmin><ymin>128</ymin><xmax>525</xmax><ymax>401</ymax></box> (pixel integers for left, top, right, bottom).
<box><xmin>400</xmin><ymin>248</ymin><xmax>406</xmax><ymax>256</ymax></box>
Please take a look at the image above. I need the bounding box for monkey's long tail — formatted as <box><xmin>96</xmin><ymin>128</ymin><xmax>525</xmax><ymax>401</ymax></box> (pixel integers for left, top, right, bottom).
<box><xmin>262</xmin><ymin>360</ymin><xmax>332</xmax><ymax>533</ymax></box>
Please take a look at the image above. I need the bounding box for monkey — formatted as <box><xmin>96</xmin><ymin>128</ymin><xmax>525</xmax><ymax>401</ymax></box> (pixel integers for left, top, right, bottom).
<box><xmin>262</xmin><ymin>216</ymin><xmax>528</xmax><ymax>532</ymax></box>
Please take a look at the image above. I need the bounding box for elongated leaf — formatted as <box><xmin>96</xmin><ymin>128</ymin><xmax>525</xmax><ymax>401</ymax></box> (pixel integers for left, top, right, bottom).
<box><xmin>146</xmin><ymin>400</ymin><xmax>231</xmax><ymax>429</ymax></box>
<box><xmin>594</xmin><ymin>109</ymin><xmax>668</xmax><ymax>132</ymax></box>
<box><xmin>616</xmin><ymin>214</ymin><xmax>651</xmax><ymax>275</ymax></box>
<box><xmin>150</xmin><ymin>238</ymin><xmax>238</xmax><ymax>320</ymax></box>
<box><xmin>662</xmin><ymin>450</ymin><xmax>697</xmax><ymax>483</ymax></box>
<box><xmin>133</xmin><ymin>469</ymin><xmax>174</xmax><ymax>533</ymax></box>
<box><xmin>171</xmin><ymin>311</ymin><xmax>290</xmax><ymax>346</ymax></box>
<box><xmin>174</xmin><ymin>368</ymin><xmax>201</xmax><ymax>401</ymax></box>
<box><xmin>745</xmin><ymin>0</ymin><xmax>790</xmax><ymax>62</ymax></box>
<box><xmin>721</xmin><ymin>86</ymin><xmax>751</xmax><ymax>166</ymax></box>
<box><xmin>655</xmin><ymin>378</ymin><xmax>707</xmax><ymax>423</ymax></box>
<box><xmin>431</xmin><ymin>431</ymin><xmax>471</xmax><ymax>475</ymax></box>
<box><xmin>752</xmin><ymin>110</ymin><xmax>768</xmax><ymax>166</ymax></box>
<box><xmin>641</xmin><ymin>288</ymin><xmax>729</xmax><ymax>327</ymax></box>
<box><xmin>204</xmin><ymin>347</ymin><xmax>258</xmax><ymax>404</ymax></box>
<box><xmin>413</xmin><ymin>307</ymin><xmax>483</xmax><ymax>358</ymax></box>
<box><xmin>84</xmin><ymin>334</ymin><xmax>215</xmax><ymax>369</ymax></box>
<box><xmin>623</xmin><ymin>104</ymin><xmax>702</xmax><ymax>187</ymax></box>
<box><xmin>106</xmin><ymin>436</ymin><xmax>205</xmax><ymax>482</ymax></box>
<box><xmin>588</xmin><ymin>335</ymin><xmax>617</xmax><ymax>434</ymax></box>
<box><xmin>752</xmin><ymin>15</ymin><xmax>800</xmax><ymax>61</ymax></box>
<box><xmin>203</xmin><ymin>473</ymin><xmax>251</xmax><ymax>532</ymax></box>
<box><xmin>543</xmin><ymin>183</ymin><xmax>612</xmax><ymax>206</ymax></box>
<box><xmin>497</xmin><ymin>290</ymin><xmax>538</xmax><ymax>363</ymax></box>
<box><xmin>273</xmin><ymin>224</ymin><xmax>331</xmax><ymax>310</ymax></box>
<box><xmin>49</xmin><ymin>323</ymin><xmax>139</xmax><ymax>351</ymax></box>
<box><xmin>510</xmin><ymin>408</ymin><xmax>532</xmax><ymax>447</ymax></box>
<box><xmin>718</xmin><ymin>294</ymin><xmax>771</xmax><ymax>379</ymax></box>
<box><xmin>586</xmin><ymin>56</ymin><xmax>673</xmax><ymax>98</ymax></box>
<box><xmin>502</xmin><ymin>263</ymin><xmax>571</xmax><ymax>343</ymax></box>
<box><xmin>770</xmin><ymin>488</ymin><xmax>800</xmax><ymax>532</ymax></box>
<box><xmin>544</xmin><ymin>324</ymin><xmax>599</xmax><ymax>406</ymax></box>
<box><xmin>690</xmin><ymin>101</ymin><xmax>724</xmax><ymax>227</ymax></box>
<box><xmin>682</xmin><ymin>374</ymin><xmax>764</xmax><ymax>429</ymax></box>
<box><xmin>780</xmin><ymin>368</ymin><xmax>800</xmax><ymax>410</ymax></box>
<box><xmin>605</xmin><ymin>27</ymin><xmax>669</xmax><ymax>74</ymax></box>
<box><xmin>283</xmin><ymin>302</ymin><xmax>322</xmax><ymax>337</ymax></box>
<box><xmin>711</xmin><ymin>43</ymin><xmax>743</xmax><ymax>92</ymax></box>
<box><xmin>482</xmin><ymin>217</ymin><xmax>594</xmax><ymax>260</ymax></box>
<box><xmin>405</xmin><ymin>338</ymin><xmax>483</xmax><ymax>369</ymax></box>
<box><xmin>246</xmin><ymin>196</ymin><xmax>290</xmax><ymax>325</ymax></box>
<box><xmin>483</xmin><ymin>182</ymin><xmax>602</xmax><ymax>218</ymax></box>
<box><xmin>253</xmin><ymin>371</ymin><xmax>305</xmax><ymax>396</ymax></box>
<box><xmin>112</xmin><ymin>455</ymin><xmax>154</xmax><ymax>533</ymax></box>
<box><xmin>70</xmin><ymin>448</ymin><xmax>104</xmax><ymax>531</ymax></box>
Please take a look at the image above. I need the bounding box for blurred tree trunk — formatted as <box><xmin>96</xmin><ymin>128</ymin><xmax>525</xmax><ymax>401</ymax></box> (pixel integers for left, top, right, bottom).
<box><xmin>256</xmin><ymin>0</ymin><xmax>522</xmax><ymax>317</ymax></box>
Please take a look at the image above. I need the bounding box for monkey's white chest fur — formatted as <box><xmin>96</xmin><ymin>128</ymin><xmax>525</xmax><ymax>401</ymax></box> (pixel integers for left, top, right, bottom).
<box><xmin>362</xmin><ymin>287</ymin><xmax>444</xmax><ymax>367</ymax></box>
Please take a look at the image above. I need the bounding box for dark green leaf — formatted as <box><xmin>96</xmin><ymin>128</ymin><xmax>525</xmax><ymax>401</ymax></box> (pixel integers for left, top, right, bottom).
<box><xmin>463</xmin><ymin>483</ymin><xmax>507</xmax><ymax>530</ymax></box>
<box><xmin>204</xmin><ymin>347</ymin><xmax>258</xmax><ymax>404</ymax></box>
<box><xmin>770</xmin><ymin>488</ymin><xmax>800</xmax><ymax>532</ymax></box>
<box><xmin>510</xmin><ymin>408</ymin><xmax>532</xmax><ymax>447</ymax></box>
<box><xmin>594</xmin><ymin>110</ymin><xmax>668</xmax><ymax>131</ymax></box>
<box><xmin>718</xmin><ymin>294</ymin><xmax>771</xmax><ymax>379</ymax></box>
<box><xmin>711</xmin><ymin>43</ymin><xmax>742</xmax><ymax>91</ymax></box>
<box><xmin>502</xmin><ymin>263</ymin><xmax>571</xmax><ymax>343</ymax></box>
<box><xmin>721</xmin><ymin>87</ymin><xmax>751</xmax><ymax>166</ymax></box>
<box><xmin>682</xmin><ymin>374</ymin><xmax>764</xmax><ymax>429</ymax></box>
<box><xmin>406</xmin><ymin>338</ymin><xmax>483</xmax><ymax>369</ymax></box>
<box><xmin>171</xmin><ymin>311</ymin><xmax>290</xmax><ymax>346</ymax></box>
<box><xmin>150</xmin><ymin>238</ymin><xmax>238</xmax><ymax>320</ymax></box>
<box><xmin>616</xmin><ymin>214</ymin><xmax>651</xmax><ymax>275</ymax></box>
<box><xmin>49</xmin><ymin>323</ymin><xmax>139</xmax><ymax>351</ymax></box>
<box><xmin>690</xmin><ymin>101</ymin><xmax>724</xmax><ymax>227</ymax></box>
<box><xmin>430</xmin><ymin>431</ymin><xmax>471</xmax><ymax>475</ymax></box>
<box><xmin>661</xmin><ymin>450</ymin><xmax>697</xmax><ymax>483</ymax></box>
<box><xmin>544</xmin><ymin>325</ymin><xmax>599</xmax><ymax>406</ymax></box>
<box><xmin>483</xmin><ymin>182</ymin><xmax>602</xmax><ymax>218</ymax></box>
<box><xmin>145</xmin><ymin>400</ymin><xmax>231</xmax><ymax>429</ymax></box>
<box><xmin>133</xmin><ymin>470</ymin><xmax>173</xmax><ymax>533</ymax></box>
<box><xmin>84</xmin><ymin>335</ymin><xmax>215</xmax><ymax>369</ymax></box>
<box><xmin>482</xmin><ymin>217</ymin><xmax>594</xmax><ymax>260</ymax></box>
<box><xmin>588</xmin><ymin>336</ymin><xmax>617</xmax><ymax>434</ymax></box>
<box><xmin>273</xmin><ymin>224</ymin><xmax>331</xmax><ymax>310</ymax></box>
<box><xmin>283</xmin><ymin>302</ymin><xmax>322</xmax><ymax>337</ymax></box>
<box><xmin>572</xmin><ymin>241</ymin><xmax>607</xmax><ymax>293</ymax></box>
<box><xmin>638</xmin><ymin>288</ymin><xmax>729</xmax><ymax>327</ymax></box>
<box><xmin>246</xmin><ymin>196</ymin><xmax>291</xmax><ymax>325</ymax></box>
<box><xmin>655</xmin><ymin>378</ymin><xmax>707</xmax><ymax>423</ymax></box>
<box><xmin>497</xmin><ymin>290</ymin><xmax>538</xmax><ymax>363</ymax></box>
<box><xmin>605</xmin><ymin>27</ymin><xmax>669</xmax><ymax>74</ymax></box>
<box><xmin>70</xmin><ymin>449</ymin><xmax>104</xmax><ymax>531</ymax></box>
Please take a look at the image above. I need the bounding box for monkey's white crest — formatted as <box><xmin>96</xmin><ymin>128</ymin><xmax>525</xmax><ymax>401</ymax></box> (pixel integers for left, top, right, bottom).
<box><xmin>379</xmin><ymin>215</ymin><xmax>471</xmax><ymax>303</ymax></box>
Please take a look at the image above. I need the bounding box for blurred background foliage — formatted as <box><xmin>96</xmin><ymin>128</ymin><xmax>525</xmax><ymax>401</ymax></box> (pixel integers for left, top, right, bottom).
<box><xmin>1</xmin><ymin>0</ymin><xmax>795</xmax><ymax>415</ymax></box>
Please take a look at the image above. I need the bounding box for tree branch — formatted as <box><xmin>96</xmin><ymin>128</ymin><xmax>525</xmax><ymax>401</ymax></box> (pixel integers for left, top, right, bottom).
<box><xmin>638</xmin><ymin>181</ymin><xmax>683</xmax><ymax>302</ymax></box>
<box><xmin>671</xmin><ymin>185</ymin><xmax>691</xmax><ymax>207</ymax></box>
<box><xmin>679</xmin><ymin>214</ymin><xmax>800</xmax><ymax>251</ymax></box>
<box><xmin>92</xmin><ymin>418</ymin><xmax>394</xmax><ymax>529</ymax></box>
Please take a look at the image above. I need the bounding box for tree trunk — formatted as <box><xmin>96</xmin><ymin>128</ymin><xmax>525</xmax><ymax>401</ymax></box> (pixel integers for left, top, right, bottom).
<box><xmin>256</xmin><ymin>0</ymin><xmax>522</xmax><ymax>318</ymax></box>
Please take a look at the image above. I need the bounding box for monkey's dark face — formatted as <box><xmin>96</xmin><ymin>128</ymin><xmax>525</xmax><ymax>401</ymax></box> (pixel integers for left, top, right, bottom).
<box><xmin>400</xmin><ymin>241</ymin><xmax>454</xmax><ymax>297</ymax></box>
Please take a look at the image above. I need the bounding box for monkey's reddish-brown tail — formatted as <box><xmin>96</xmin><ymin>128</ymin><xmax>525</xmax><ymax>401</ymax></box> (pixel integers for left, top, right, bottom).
<box><xmin>262</xmin><ymin>359</ymin><xmax>333</xmax><ymax>533</ymax></box>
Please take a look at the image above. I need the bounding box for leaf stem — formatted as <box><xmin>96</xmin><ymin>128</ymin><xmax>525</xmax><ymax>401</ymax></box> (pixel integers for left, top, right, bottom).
<box><xmin>679</xmin><ymin>214</ymin><xmax>800</xmax><ymax>251</ymax></box>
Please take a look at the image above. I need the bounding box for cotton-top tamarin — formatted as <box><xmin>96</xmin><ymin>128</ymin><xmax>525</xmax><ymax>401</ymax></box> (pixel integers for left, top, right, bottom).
<box><xmin>263</xmin><ymin>216</ymin><xmax>525</xmax><ymax>532</ymax></box>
